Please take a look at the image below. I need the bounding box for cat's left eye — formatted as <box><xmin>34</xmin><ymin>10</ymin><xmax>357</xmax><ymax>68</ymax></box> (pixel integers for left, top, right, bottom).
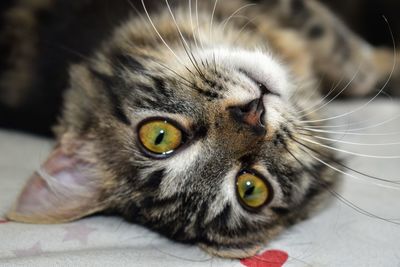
<box><xmin>138</xmin><ymin>119</ymin><xmax>184</xmax><ymax>156</ymax></box>
<box><xmin>236</xmin><ymin>171</ymin><xmax>272</xmax><ymax>210</ymax></box>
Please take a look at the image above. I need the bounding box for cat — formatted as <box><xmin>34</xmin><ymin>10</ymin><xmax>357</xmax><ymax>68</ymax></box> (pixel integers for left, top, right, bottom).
<box><xmin>1</xmin><ymin>0</ymin><xmax>398</xmax><ymax>258</ymax></box>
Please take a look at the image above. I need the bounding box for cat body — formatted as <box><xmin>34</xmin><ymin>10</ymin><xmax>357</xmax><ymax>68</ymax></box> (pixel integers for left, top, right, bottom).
<box><xmin>1</xmin><ymin>0</ymin><xmax>397</xmax><ymax>258</ymax></box>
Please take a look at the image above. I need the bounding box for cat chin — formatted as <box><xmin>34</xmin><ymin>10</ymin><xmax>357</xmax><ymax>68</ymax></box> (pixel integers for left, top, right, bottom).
<box><xmin>199</xmin><ymin>243</ymin><xmax>261</xmax><ymax>259</ymax></box>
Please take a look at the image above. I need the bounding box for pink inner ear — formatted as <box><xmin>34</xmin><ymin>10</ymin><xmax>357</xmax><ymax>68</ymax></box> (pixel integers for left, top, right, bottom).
<box><xmin>7</xmin><ymin>146</ymin><xmax>105</xmax><ymax>224</ymax></box>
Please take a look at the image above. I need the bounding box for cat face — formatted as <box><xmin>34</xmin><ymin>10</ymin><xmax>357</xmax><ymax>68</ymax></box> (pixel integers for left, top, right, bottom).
<box><xmin>7</xmin><ymin>4</ymin><xmax>337</xmax><ymax>258</ymax></box>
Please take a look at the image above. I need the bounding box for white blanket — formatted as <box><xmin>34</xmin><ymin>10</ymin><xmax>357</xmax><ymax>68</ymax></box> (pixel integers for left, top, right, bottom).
<box><xmin>1</xmin><ymin>100</ymin><xmax>400</xmax><ymax>266</ymax></box>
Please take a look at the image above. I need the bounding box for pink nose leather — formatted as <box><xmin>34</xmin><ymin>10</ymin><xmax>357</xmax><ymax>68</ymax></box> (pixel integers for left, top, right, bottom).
<box><xmin>240</xmin><ymin>98</ymin><xmax>265</xmax><ymax>128</ymax></box>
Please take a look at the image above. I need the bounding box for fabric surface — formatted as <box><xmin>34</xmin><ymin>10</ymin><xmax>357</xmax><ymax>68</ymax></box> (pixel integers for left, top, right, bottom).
<box><xmin>1</xmin><ymin>100</ymin><xmax>399</xmax><ymax>267</ymax></box>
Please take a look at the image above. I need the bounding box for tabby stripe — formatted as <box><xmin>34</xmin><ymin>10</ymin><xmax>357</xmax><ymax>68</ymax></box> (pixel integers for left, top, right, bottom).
<box><xmin>140</xmin><ymin>195</ymin><xmax>180</xmax><ymax>210</ymax></box>
<box><xmin>152</xmin><ymin>77</ymin><xmax>171</xmax><ymax>98</ymax></box>
<box><xmin>112</xmin><ymin>53</ymin><xmax>145</xmax><ymax>72</ymax></box>
<box><xmin>205</xmin><ymin>204</ymin><xmax>232</xmax><ymax>231</ymax></box>
<box><xmin>271</xmin><ymin>207</ymin><xmax>290</xmax><ymax>216</ymax></box>
<box><xmin>140</xmin><ymin>169</ymin><xmax>164</xmax><ymax>190</ymax></box>
<box><xmin>89</xmin><ymin>68</ymin><xmax>130</xmax><ymax>125</ymax></box>
<box><xmin>194</xmin><ymin>202</ymin><xmax>210</xmax><ymax>237</ymax></box>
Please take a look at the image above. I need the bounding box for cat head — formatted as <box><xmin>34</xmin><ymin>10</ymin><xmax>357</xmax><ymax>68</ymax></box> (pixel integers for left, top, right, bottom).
<box><xmin>7</xmin><ymin>7</ymin><xmax>337</xmax><ymax>258</ymax></box>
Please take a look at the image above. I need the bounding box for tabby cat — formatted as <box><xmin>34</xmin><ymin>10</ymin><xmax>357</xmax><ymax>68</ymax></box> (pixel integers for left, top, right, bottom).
<box><xmin>1</xmin><ymin>0</ymin><xmax>398</xmax><ymax>258</ymax></box>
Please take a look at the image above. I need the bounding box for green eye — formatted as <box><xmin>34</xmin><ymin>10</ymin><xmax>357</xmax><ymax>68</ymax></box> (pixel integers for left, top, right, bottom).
<box><xmin>236</xmin><ymin>171</ymin><xmax>271</xmax><ymax>209</ymax></box>
<box><xmin>138</xmin><ymin>119</ymin><xmax>183</xmax><ymax>155</ymax></box>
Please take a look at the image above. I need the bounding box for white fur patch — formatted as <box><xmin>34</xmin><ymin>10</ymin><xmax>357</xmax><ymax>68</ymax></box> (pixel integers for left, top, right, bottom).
<box><xmin>199</xmin><ymin>48</ymin><xmax>292</xmax><ymax>100</ymax></box>
<box><xmin>158</xmin><ymin>141</ymin><xmax>202</xmax><ymax>198</ymax></box>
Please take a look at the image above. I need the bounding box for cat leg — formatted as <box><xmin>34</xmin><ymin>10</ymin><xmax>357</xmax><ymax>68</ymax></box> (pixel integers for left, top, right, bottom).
<box><xmin>265</xmin><ymin>0</ymin><xmax>399</xmax><ymax>97</ymax></box>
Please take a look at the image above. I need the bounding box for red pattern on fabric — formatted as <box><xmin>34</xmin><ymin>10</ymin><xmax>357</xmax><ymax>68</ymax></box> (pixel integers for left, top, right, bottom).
<box><xmin>240</xmin><ymin>250</ymin><xmax>288</xmax><ymax>267</ymax></box>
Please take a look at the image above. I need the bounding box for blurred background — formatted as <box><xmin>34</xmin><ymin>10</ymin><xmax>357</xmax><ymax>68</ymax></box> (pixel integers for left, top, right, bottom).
<box><xmin>321</xmin><ymin>0</ymin><xmax>400</xmax><ymax>46</ymax></box>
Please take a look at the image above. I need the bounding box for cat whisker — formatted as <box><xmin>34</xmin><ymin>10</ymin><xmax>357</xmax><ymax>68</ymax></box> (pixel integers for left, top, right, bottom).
<box><xmin>299</xmin><ymin>134</ymin><xmax>400</xmax><ymax>147</ymax></box>
<box><xmin>299</xmin><ymin>63</ymin><xmax>362</xmax><ymax>119</ymax></box>
<box><xmin>212</xmin><ymin>50</ymin><xmax>217</xmax><ymax>74</ymax></box>
<box><xmin>232</xmin><ymin>17</ymin><xmax>258</xmax><ymax>45</ymax></box>
<box><xmin>288</xmin><ymin>81</ymin><xmax>312</xmax><ymax>106</ymax></box>
<box><xmin>195</xmin><ymin>0</ymin><xmax>205</xmax><ymax>50</ymax></box>
<box><xmin>303</xmin><ymin>112</ymin><xmax>400</xmax><ymax>132</ymax></box>
<box><xmin>379</xmin><ymin>88</ymin><xmax>394</xmax><ymax>100</ymax></box>
<box><xmin>303</xmin><ymin>114</ymin><xmax>387</xmax><ymax>129</ymax></box>
<box><xmin>291</xmin><ymin>140</ymin><xmax>400</xmax><ymax>188</ymax></box>
<box><xmin>290</xmin><ymin>136</ymin><xmax>400</xmax><ymax>183</ymax></box>
<box><xmin>164</xmin><ymin>0</ymin><xmax>204</xmax><ymax>80</ymax></box>
<box><xmin>155</xmin><ymin>62</ymin><xmax>193</xmax><ymax>86</ymax></box>
<box><xmin>125</xmin><ymin>0</ymin><xmax>151</xmax><ymax>26</ymax></box>
<box><xmin>209</xmin><ymin>0</ymin><xmax>219</xmax><ymax>43</ymax></box>
<box><xmin>296</xmin><ymin>126</ymin><xmax>400</xmax><ymax>137</ymax></box>
<box><xmin>168</xmin><ymin>0</ymin><xmax>212</xmax><ymax>83</ymax></box>
<box><xmin>301</xmin><ymin>17</ymin><xmax>397</xmax><ymax>124</ymax></box>
<box><xmin>291</xmin><ymin>75</ymin><xmax>325</xmax><ymax>112</ymax></box>
<box><xmin>164</xmin><ymin>0</ymin><xmax>191</xmax><ymax>51</ymax></box>
<box><xmin>296</xmin><ymin>75</ymin><xmax>343</xmax><ymax>116</ymax></box>
<box><xmin>284</xmin><ymin>146</ymin><xmax>400</xmax><ymax>225</ymax></box>
<box><xmin>325</xmin><ymin>187</ymin><xmax>400</xmax><ymax>223</ymax></box>
<box><xmin>298</xmin><ymin>124</ymin><xmax>354</xmax><ymax>146</ymax></box>
<box><xmin>296</xmin><ymin>135</ymin><xmax>400</xmax><ymax>159</ymax></box>
<box><xmin>140</xmin><ymin>0</ymin><xmax>186</xmax><ymax>67</ymax></box>
<box><xmin>221</xmin><ymin>3</ymin><xmax>256</xmax><ymax>33</ymax></box>
<box><xmin>188</xmin><ymin>0</ymin><xmax>200</xmax><ymax>52</ymax></box>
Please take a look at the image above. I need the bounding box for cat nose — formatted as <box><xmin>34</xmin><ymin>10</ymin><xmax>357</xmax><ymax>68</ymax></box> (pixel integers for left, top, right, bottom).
<box><xmin>229</xmin><ymin>97</ymin><xmax>266</xmax><ymax>135</ymax></box>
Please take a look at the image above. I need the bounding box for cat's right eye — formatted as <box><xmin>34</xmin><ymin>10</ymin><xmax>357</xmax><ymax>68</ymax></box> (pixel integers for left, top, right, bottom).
<box><xmin>138</xmin><ymin>118</ymin><xmax>184</xmax><ymax>157</ymax></box>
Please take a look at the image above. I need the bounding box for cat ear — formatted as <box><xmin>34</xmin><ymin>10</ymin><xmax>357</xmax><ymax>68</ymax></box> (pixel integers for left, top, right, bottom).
<box><xmin>7</xmin><ymin>140</ymin><xmax>108</xmax><ymax>224</ymax></box>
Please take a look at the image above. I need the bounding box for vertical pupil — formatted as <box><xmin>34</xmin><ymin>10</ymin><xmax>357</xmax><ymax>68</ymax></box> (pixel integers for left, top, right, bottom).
<box><xmin>154</xmin><ymin>130</ymin><xmax>165</xmax><ymax>145</ymax></box>
<box><xmin>244</xmin><ymin>180</ymin><xmax>255</xmax><ymax>196</ymax></box>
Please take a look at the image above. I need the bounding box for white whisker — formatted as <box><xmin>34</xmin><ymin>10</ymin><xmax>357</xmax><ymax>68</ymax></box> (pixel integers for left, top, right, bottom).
<box><xmin>195</xmin><ymin>0</ymin><xmax>205</xmax><ymax>49</ymax></box>
<box><xmin>141</xmin><ymin>0</ymin><xmax>185</xmax><ymax>66</ymax></box>
<box><xmin>165</xmin><ymin>0</ymin><xmax>204</xmax><ymax>78</ymax></box>
<box><xmin>301</xmin><ymin>17</ymin><xmax>397</xmax><ymax>124</ymax></box>
<box><xmin>292</xmin><ymin>143</ymin><xmax>400</xmax><ymax>191</ymax></box>
<box><xmin>297</xmin><ymin>75</ymin><xmax>344</xmax><ymax>115</ymax></box>
<box><xmin>300</xmin><ymin>63</ymin><xmax>362</xmax><ymax>119</ymax></box>
<box><xmin>221</xmin><ymin>3</ymin><xmax>256</xmax><ymax>33</ymax></box>
<box><xmin>298</xmin><ymin>136</ymin><xmax>400</xmax><ymax>159</ymax></box>
<box><xmin>293</xmin><ymin>76</ymin><xmax>325</xmax><ymax>112</ymax></box>
<box><xmin>304</xmin><ymin>113</ymin><xmax>400</xmax><ymax>132</ymax></box>
<box><xmin>233</xmin><ymin>17</ymin><xmax>258</xmax><ymax>45</ymax></box>
<box><xmin>304</xmin><ymin>114</ymin><xmax>384</xmax><ymax>129</ymax></box>
<box><xmin>188</xmin><ymin>0</ymin><xmax>199</xmax><ymax>50</ymax></box>
<box><xmin>209</xmin><ymin>0</ymin><xmax>218</xmax><ymax>42</ymax></box>
<box><xmin>298</xmin><ymin>126</ymin><xmax>400</xmax><ymax>136</ymax></box>
<box><xmin>307</xmin><ymin>135</ymin><xmax>400</xmax><ymax>146</ymax></box>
